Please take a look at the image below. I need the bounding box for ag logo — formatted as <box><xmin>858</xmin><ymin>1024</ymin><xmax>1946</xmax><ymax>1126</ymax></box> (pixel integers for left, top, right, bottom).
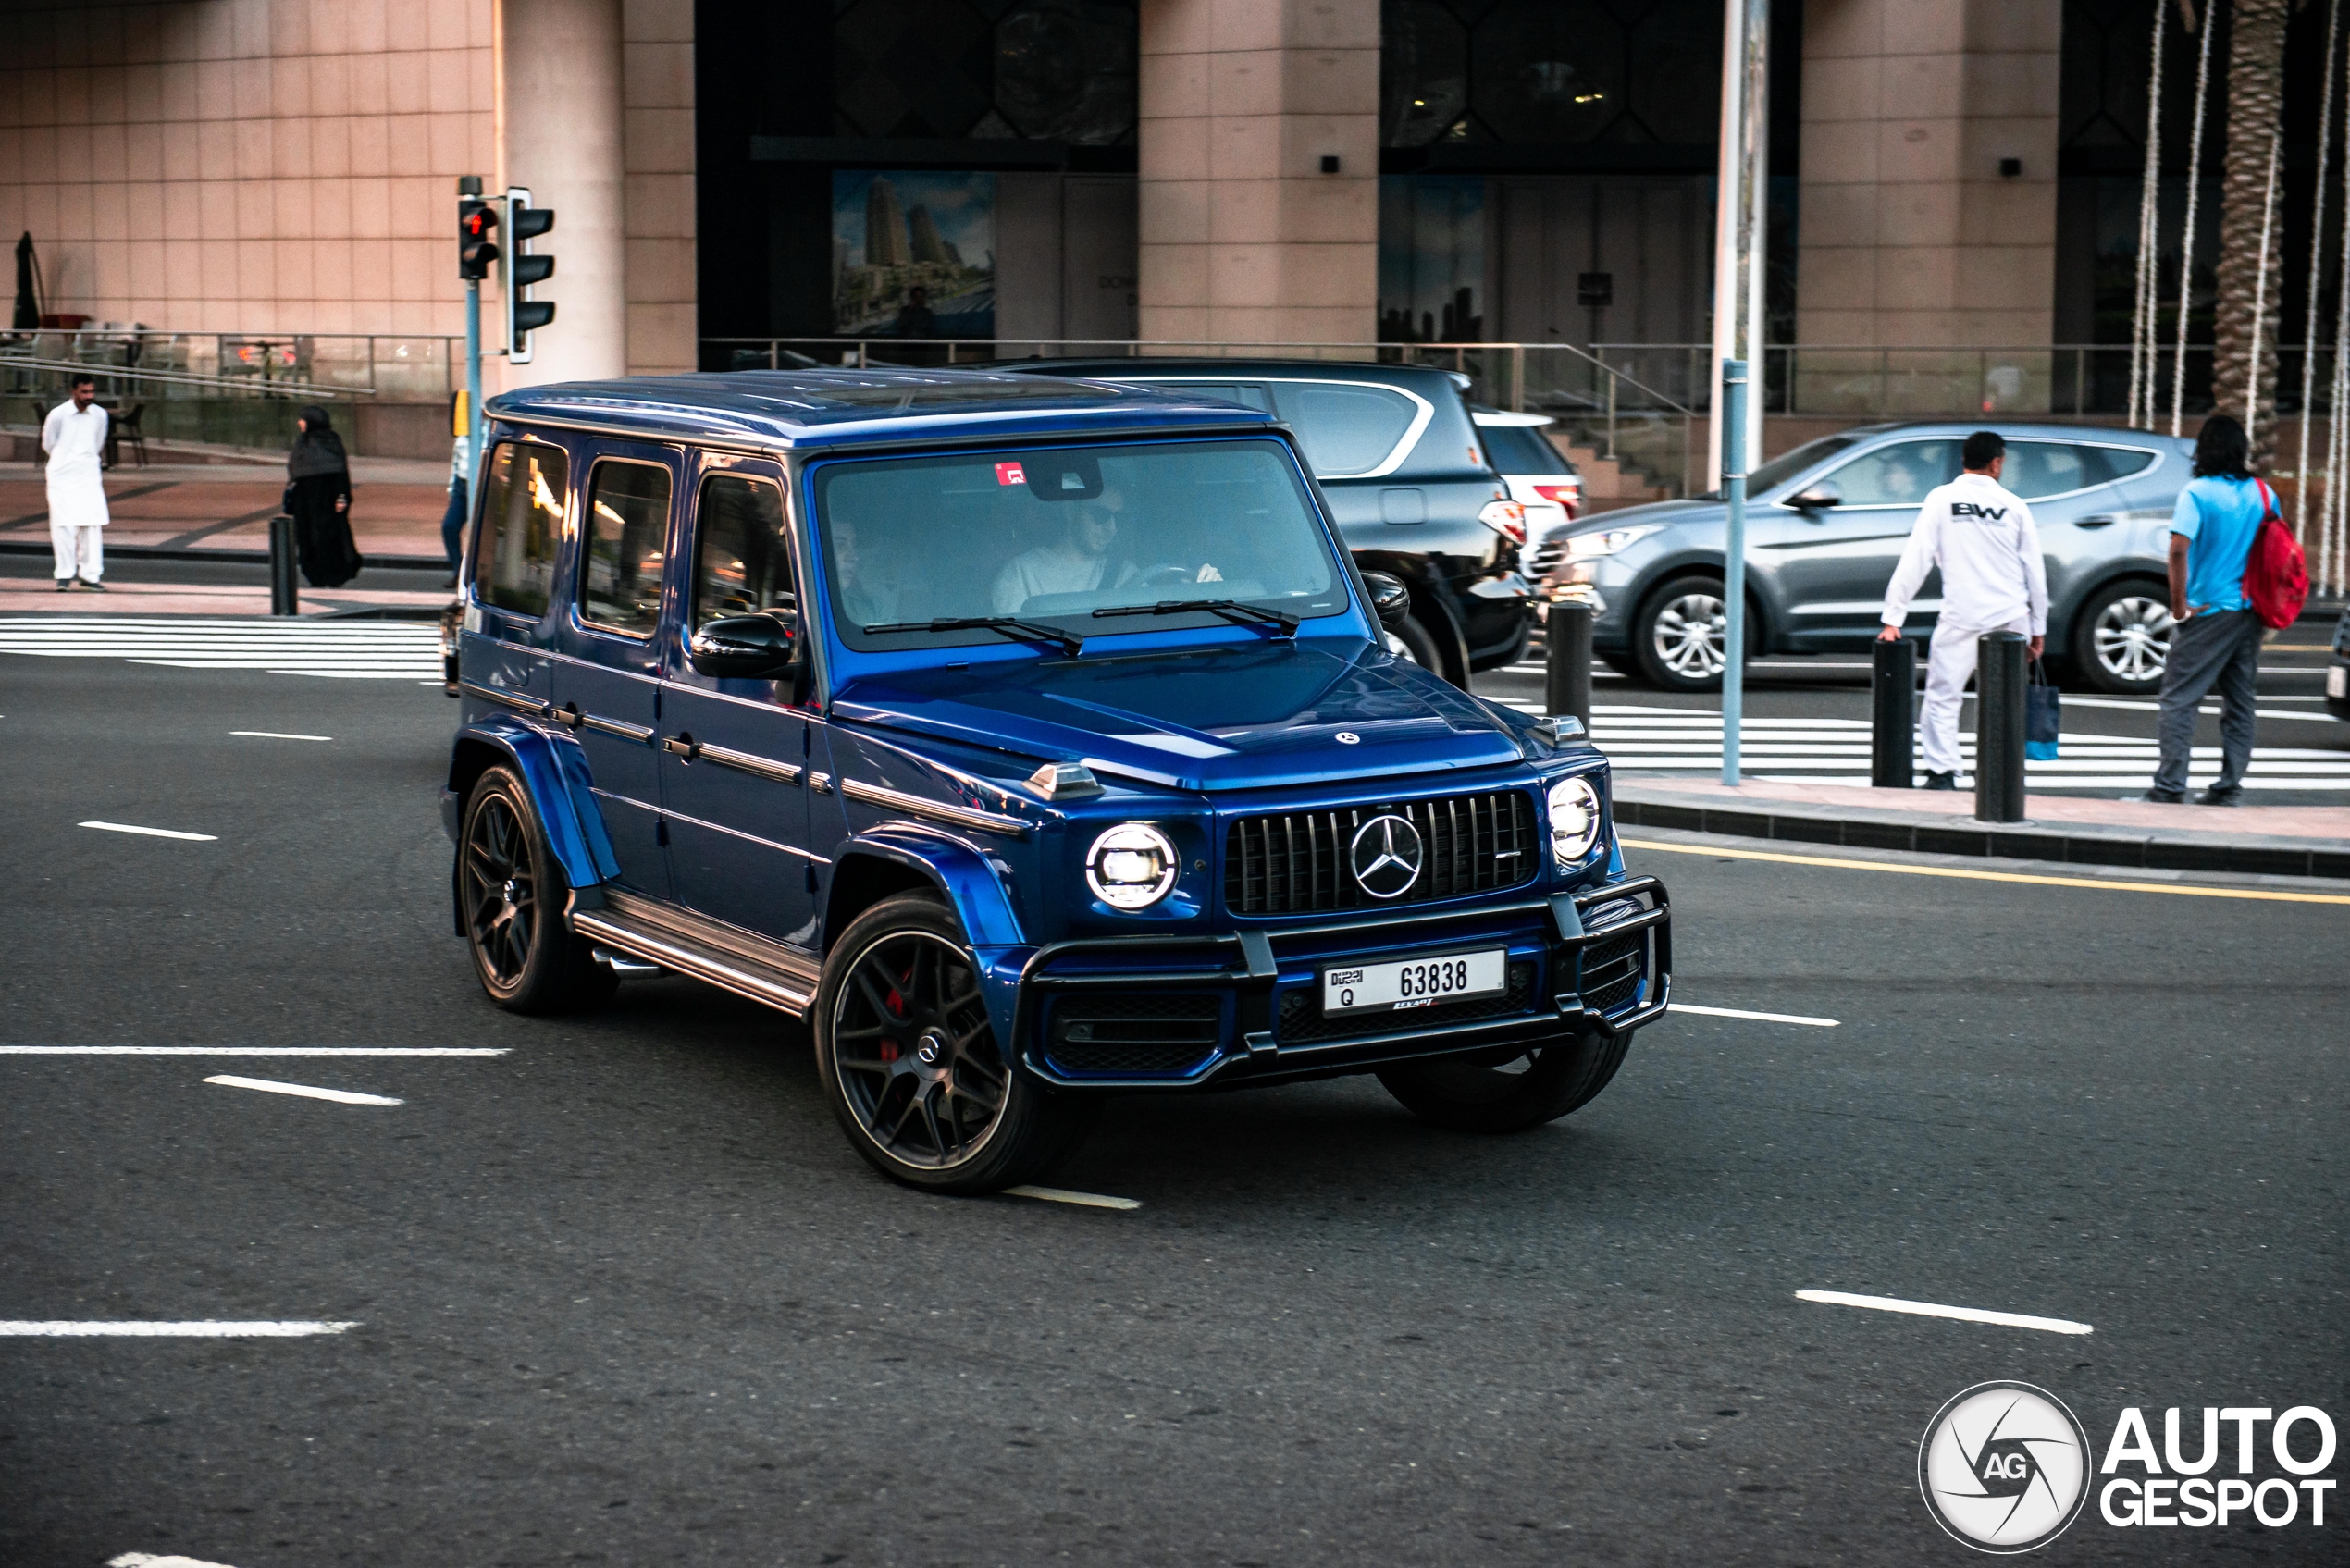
<box><xmin>1348</xmin><ymin>813</ymin><xmax>1425</xmax><ymax>899</ymax></box>
<box><xmin>1919</xmin><ymin>1382</ymin><xmax>2091</xmax><ymax>1553</ymax></box>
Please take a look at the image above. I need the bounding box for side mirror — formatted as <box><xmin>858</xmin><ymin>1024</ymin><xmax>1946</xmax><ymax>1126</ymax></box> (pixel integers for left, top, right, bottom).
<box><xmin>689</xmin><ymin>610</ymin><xmax>800</xmax><ymax>678</ymax></box>
<box><xmin>1787</xmin><ymin>480</ymin><xmax>1842</xmax><ymax>512</ymax></box>
<box><xmin>1360</xmin><ymin>570</ymin><xmax>1411</xmax><ymax>631</ymax></box>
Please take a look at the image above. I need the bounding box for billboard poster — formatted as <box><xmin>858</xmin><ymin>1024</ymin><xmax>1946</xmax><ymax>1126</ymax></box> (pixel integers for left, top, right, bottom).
<box><xmin>1378</xmin><ymin>175</ymin><xmax>1485</xmax><ymax>343</ymax></box>
<box><xmin>832</xmin><ymin>170</ymin><xmax>997</xmax><ymax>338</ymax></box>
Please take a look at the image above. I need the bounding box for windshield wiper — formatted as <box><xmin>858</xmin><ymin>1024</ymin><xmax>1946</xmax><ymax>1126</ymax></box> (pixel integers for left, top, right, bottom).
<box><xmin>863</xmin><ymin>615</ymin><xmax>1084</xmax><ymax>657</ymax></box>
<box><xmin>1091</xmin><ymin>599</ymin><xmax>1299</xmax><ymax>636</ymax></box>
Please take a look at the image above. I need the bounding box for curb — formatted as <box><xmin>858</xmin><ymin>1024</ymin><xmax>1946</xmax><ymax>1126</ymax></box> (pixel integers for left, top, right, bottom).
<box><xmin>1612</xmin><ymin>787</ymin><xmax>2350</xmax><ymax>882</ymax></box>
<box><xmin>0</xmin><ymin>540</ymin><xmax>446</xmax><ymax>569</ymax></box>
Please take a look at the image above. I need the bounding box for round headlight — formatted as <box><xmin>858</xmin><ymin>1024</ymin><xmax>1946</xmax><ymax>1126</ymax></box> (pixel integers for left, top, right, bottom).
<box><xmin>1546</xmin><ymin>776</ymin><xmax>1602</xmax><ymax>865</ymax></box>
<box><xmin>1085</xmin><ymin>823</ymin><xmax>1180</xmax><ymax>910</ymax></box>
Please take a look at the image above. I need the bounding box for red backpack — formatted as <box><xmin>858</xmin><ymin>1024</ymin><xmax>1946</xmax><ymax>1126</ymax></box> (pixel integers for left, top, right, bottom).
<box><xmin>2246</xmin><ymin>480</ymin><xmax>2310</xmax><ymax>631</ymax></box>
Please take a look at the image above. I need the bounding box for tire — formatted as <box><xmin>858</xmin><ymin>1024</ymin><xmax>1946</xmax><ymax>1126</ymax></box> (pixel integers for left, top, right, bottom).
<box><xmin>1385</xmin><ymin>611</ymin><xmax>1450</xmax><ymax>681</ymax></box>
<box><xmin>1376</xmin><ymin>1028</ymin><xmax>1633</xmax><ymax>1133</ymax></box>
<box><xmin>813</xmin><ymin>895</ymin><xmax>1094</xmax><ymax>1194</ymax></box>
<box><xmin>458</xmin><ymin>765</ymin><xmax>618</xmax><ymax>1014</ymax></box>
<box><xmin>2071</xmin><ymin>580</ymin><xmax>2174</xmax><ymax>694</ymax></box>
<box><xmin>1633</xmin><ymin>574</ymin><xmax>1744</xmax><ymax>692</ymax></box>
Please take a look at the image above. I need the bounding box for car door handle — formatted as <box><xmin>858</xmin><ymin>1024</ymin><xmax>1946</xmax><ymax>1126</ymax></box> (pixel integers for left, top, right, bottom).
<box><xmin>2075</xmin><ymin>516</ymin><xmax>2117</xmax><ymax>528</ymax></box>
<box><xmin>663</xmin><ymin>733</ymin><xmax>699</xmax><ymax>759</ymax></box>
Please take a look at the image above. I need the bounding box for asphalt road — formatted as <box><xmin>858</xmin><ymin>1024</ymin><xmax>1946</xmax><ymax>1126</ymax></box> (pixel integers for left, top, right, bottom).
<box><xmin>1</xmin><ymin>653</ymin><xmax>2343</xmax><ymax>1566</ymax></box>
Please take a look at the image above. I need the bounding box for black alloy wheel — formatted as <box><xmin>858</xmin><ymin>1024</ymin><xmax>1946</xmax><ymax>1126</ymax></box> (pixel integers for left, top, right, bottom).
<box><xmin>1376</xmin><ymin>1029</ymin><xmax>1632</xmax><ymax>1133</ymax></box>
<box><xmin>814</xmin><ymin>895</ymin><xmax>1092</xmax><ymax>1193</ymax></box>
<box><xmin>458</xmin><ymin>765</ymin><xmax>615</xmax><ymax>1013</ymax></box>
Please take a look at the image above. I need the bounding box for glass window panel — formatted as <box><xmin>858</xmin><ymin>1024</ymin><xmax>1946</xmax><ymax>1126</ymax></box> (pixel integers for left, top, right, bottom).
<box><xmin>2000</xmin><ymin>441</ymin><xmax>2095</xmax><ymax>500</ymax></box>
<box><xmin>1822</xmin><ymin>439</ymin><xmax>1966</xmax><ymax>506</ymax></box>
<box><xmin>1479</xmin><ymin>423</ymin><xmax>1568</xmax><ymax>474</ymax></box>
<box><xmin>694</xmin><ymin>475</ymin><xmax>796</xmax><ymax>631</ymax></box>
<box><xmin>1268</xmin><ymin>383</ymin><xmax>1421</xmax><ymax>475</ymax></box>
<box><xmin>472</xmin><ymin>440</ymin><xmax>566</xmax><ymax>618</ymax></box>
<box><xmin>579</xmin><ymin>461</ymin><xmax>671</xmax><ymax>636</ymax></box>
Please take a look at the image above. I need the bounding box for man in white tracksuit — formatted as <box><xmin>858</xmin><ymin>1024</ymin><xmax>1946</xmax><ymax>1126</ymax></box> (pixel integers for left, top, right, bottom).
<box><xmin>42</xmin><ymin>374</ymin><xmax>110</xmax><ymax>592</ymax></box>
<box><xmin>1877</xmin><ymin>430</ymin><xmax>2047</xmax><ymax>788</ymax></box>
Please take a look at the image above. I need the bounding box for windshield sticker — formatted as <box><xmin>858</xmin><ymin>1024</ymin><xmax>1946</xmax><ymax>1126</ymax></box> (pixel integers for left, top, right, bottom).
<box><xmin>996</xmin><ymin>461</ymin><xmax>1026</xmax><ymax>487</ymax></box>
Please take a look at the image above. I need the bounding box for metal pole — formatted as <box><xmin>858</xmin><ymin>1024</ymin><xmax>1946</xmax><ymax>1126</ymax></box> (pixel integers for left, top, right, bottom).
<box><xmin>1545</xmin><ymin>601</ymin><xmax>1593</xmax><ymax>729</ymax></box>
<box><xmin>1974</xmin><ymin>630</ymin><xmax>2030</xmax><ymax>823</ymax></box>
<box><xmin>1870</xmin><ymin>636</ymin><xmax>1917</xmax><ymax>787</ymax></box>
<box><xmin>1721</xmin><ymin>357</ymin><xmax>1749</xmax><ymax>786</ymax></box>
<box><xmin>464</xmin><ymin>278</ymin><xmax>483</xmax><ymax>493</ymax></box>
<box><xmin>269</xmin><ymin>513</ymin><xmax>299</xmax><ymax>616</ymax></box>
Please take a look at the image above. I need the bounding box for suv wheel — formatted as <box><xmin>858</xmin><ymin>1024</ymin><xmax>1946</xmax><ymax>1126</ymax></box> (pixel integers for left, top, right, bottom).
<box><xmin>459</xmin><ymin>765</ymin><xmax>617</xmax><ymax>1014</ymax></box>
<box><xmin>1377</xmin><ymin>1030</ymin><xmax>1633</xmax><ymax>1132</ymax></box>
<box><xmin>1634</xmin><ymin>574</ymin><xmax>1743</xmax><ymax>691</ymax></box>
<box><xmin>2072</xmin><ymin>580</ymin><xmax>2173</xmax><ymax>693</ymax></box>
<box><xmin>813</xmin><ymin>895</ymin><xmax>1094</xmax><ymax>1193</ymax></box>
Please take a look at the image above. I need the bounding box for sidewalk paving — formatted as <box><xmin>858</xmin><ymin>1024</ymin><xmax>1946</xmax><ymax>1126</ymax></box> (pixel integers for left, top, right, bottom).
<box><xmin>1614</xmin><ymin>774</ymin><xmax>2350</xmax><ymax>879</ymax></box>
<box><xmin>1</xmin><ymin>459</ymin><xmax>450</xmax><ymax>567</ymax></box>
<box><xmin>0</xmin><ymin>578</ymin><xmax>450</xmax><ymax>616</ymax></box>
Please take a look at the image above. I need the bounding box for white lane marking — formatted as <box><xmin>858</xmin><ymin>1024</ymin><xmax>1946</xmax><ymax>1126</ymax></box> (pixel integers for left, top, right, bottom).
<box><xmin>110</xmin><ymin>1553</ymin><xmax>249</xmax><ymax>1568</ymax></box>
<box><xmin>1671</xmin><ymin>1003</ymin><xmax>1840</xmax><ymax>1027</ymax></box>
<box><xmin>229</xmin><ymin>730</ymin><xmax>332</xmax><ymax>741</ymax></box>
<box><xmin>1795</xmin><ymin>1290</ymin><xmax>2093</xmax><ymax>1335</ymax></box>
<box><xmin>1004</xmin><ymin>1185</ymin><xmax>1141</xmax><ymax>1211</ymax></box>
<box><xmin>0</xmin><ymin>1320</ymin><xmax>358</xmax><ymax>1337</ymax></box>
<box><xmin>79</xmin><ymin>821</ymin><xmax>217</xmax><ymax>841</ymax></box>
<box><xmin>0</xmin><ymin>1046</ymin><xmax>505</xmax><ymax>1056</ymax></box>
<box><xmin>203</xmin><ymin>1075</ymin><xmax>402</xmax><ymax>1106</ymax></box>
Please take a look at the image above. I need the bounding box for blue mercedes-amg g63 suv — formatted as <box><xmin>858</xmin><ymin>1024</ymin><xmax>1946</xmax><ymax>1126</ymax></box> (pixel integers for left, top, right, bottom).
<box><xmin>444</xmin><ymin>369</ymin><xmax>1669</xmax><ymax>1192</ymax></box>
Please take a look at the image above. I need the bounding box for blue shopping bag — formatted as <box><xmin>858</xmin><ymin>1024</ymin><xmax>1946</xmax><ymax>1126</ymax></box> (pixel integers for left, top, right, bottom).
<box><xmin>2025</xmin><ymin>659</ymin><xmax>2060</xmax><ymax>761</ymax></box>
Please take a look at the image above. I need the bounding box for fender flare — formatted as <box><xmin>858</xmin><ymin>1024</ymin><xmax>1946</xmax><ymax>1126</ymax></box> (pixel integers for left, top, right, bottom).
<box><xmin>825</xmin><ymin>824</ymin><xmax>1026</xmax><ymax>952</ymax></box>
<box><xmin>446</xmin><ymin>718</ymin><xmax>620</xmax><ymax>898</ymax></box>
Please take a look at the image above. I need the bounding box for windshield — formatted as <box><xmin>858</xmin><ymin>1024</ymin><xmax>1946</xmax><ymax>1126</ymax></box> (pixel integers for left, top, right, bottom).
<box><xmin>813</xmin><ymin>438</ymin><xmax>1350</xmax><ymax>652</ymax></box>
<box><xmin>1745</xmin><ymin>434</ymin><xmax>1861</xmax><ymax>496</ymax></box>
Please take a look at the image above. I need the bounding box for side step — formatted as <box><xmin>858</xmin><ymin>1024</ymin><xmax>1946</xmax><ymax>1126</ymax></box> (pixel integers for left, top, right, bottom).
<box><xmin>571</xmin><ymin>889</ymin><xmax>822</xmax><ymax>1017</ymax></box>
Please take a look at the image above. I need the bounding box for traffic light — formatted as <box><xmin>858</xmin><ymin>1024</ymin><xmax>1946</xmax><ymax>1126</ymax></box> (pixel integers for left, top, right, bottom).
<box><xmin>457</xmin><ymin>196</ymin><xmax>498</xmax><ymax>281</ymax></box>
<box><xmin>503</xmin><ymin>186</ymin><xmax>556</xmax><ymax>363</ymax></box>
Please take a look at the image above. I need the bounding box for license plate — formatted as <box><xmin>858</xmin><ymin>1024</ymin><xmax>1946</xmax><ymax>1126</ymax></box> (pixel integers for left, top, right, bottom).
<box><xmin>1322</xmin><ymin>948</ymin><xmax>1507</xmax><ymax>1016</ymax></box>
<box><xmin>2330</xmin><ymin>665</ymin><xmax>2347</xmax><ymax>699</ymax></box>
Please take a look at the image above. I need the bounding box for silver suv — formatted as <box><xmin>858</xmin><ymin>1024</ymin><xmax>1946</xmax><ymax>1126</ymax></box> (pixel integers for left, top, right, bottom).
<box><xmin>1540</xmin><ymin>421</ymin><xmax>2189</xmax><ymax>693</ymax></box>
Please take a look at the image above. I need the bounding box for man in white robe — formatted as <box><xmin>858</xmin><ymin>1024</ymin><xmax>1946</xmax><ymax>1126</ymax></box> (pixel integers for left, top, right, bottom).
<box><xmin>43</xmin><ymin>376</ymin><xmax>110</xmax><ymax>591</ymax></box>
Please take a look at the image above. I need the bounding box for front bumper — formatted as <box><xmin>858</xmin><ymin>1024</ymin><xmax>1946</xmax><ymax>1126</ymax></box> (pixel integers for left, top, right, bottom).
<box><xmin>1005</xmin><ymin>876</ymin><xmax>1670</xmax><ymax>1090</ymax></box>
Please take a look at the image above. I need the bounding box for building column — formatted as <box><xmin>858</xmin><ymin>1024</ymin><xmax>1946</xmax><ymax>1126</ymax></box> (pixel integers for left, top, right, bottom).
<box><xmin>1136</xmin><ymin>0</ymin><xmax>1380</xmax><ymax>346</ymax></box>
<box><xmin>1796</xmin><ymin>0</ymin><xmax>2060</xmax><ymax>350</ymax></box>
<box><xmin>500</xmin><ymin>0</ymin><xmax>628</xmax><ymax>384</ymax></box>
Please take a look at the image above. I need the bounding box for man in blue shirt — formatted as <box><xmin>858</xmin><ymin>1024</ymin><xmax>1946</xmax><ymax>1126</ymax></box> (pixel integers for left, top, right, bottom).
<box><xmin>2151</xmin><ymin>415</ymin><xmax>2265</xmax><ymax>805</ymax></box>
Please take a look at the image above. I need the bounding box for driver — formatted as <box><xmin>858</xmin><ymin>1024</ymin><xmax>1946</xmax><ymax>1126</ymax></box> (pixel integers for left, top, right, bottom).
<box><xmin>832</xmin><ymin>513</ymin><xmax>896</xmax><ymax>625</ymax></box>
<box><xmin>991</xmin><ymin>487</ymin><xmax>1224</xmax><ymax>613</ymax></box>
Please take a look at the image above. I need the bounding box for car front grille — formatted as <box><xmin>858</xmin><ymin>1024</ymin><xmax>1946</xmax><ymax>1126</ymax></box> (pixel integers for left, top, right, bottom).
<box><xmin>1577</xmin><ymin>930</ymin><xmax>1647</xmax><ymax>1014</ymax></box>
<box><xmin>1529</xmin><ymin>539</ymin><xmax>1565</xmax><ymax>574</ymax></box>
<box><xmin>1045</xmin><ymin>993</ymin><xmax>1222</xmax><ymax>1076</ymax></box>
<box><xmin>1224</xmin><ymin>790</ymin><xmax>1540</xmax><ymax>916</ymax></box>
<box><xmin>1276</xmin><ymin>960</ymin><xmax>1540</xmax><ymax>1045</ymax></box>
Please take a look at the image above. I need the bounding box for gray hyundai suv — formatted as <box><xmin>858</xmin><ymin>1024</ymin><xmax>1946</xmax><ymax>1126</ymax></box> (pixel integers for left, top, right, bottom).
<box><xmin>1538</xmin><ymin>421</ymin><xmax>2191</xmax><ymax>693</ymax></box>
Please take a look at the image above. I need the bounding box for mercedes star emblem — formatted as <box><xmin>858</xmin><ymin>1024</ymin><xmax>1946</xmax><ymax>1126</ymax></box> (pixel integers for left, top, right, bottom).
<box><xmin>1335</xmin><ymin>731</ymin><xmax>1360</xmax><ymax>745</ymax></box>
<box><xmin>1349</xmin><ymin>814</ymin><xmax>1425</xmax><ymax>899</ymax></box>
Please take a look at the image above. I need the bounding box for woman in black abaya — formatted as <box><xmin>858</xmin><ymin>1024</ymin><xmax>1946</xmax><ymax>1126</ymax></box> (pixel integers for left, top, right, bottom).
<box><xmin>287</xmin><ymin>404</ymin><xmax>362</xmax><ymax>587</ymax></box>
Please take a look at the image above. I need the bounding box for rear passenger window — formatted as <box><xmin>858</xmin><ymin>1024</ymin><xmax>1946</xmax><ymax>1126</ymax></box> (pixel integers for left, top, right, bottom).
<box><xmin>693</xmin><ymin>474</ymin><xmax>795</xmax><ymax>631</ymax></box>
<box><xmin>1268</xmin><ymin>383</ymin><xmax>1422</xmax><ymax>475</ymax></box>
<box><xmin>2002</xmin><ymin>442</ymin><xmax>2095</xmax><ymax>499</ymax></box>
<box><xmin>474</xmin><ymin>440</ymin><xmax>567</xmax><ymax>617</ymax></box>
<box><xmin>1823</xmin><ymin>439</ymin><xmax>1964</xmax><ymax>506</ymax></box>
<box><xmin>1479</xmin><ymin>423</ymin><xmax>1570</xmax><ymax>475</ymax></box>
<box><xmin>579</xmin><ymin>460</ymin><xmax>670</xmax><ymax>636</ymax></box>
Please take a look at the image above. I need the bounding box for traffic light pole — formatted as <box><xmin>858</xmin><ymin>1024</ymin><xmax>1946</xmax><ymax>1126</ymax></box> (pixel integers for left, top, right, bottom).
<box><xmin>464</xmin><ymin>277</ymin><xmax>483</xmax><ymax>493</ymax></box>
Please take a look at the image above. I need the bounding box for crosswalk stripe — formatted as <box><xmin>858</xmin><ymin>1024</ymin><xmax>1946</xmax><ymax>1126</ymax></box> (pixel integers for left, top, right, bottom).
<box><xmin>0</xmin><ymin>618</ymin><xmax>441</xmax><ymax>682</ymax></box>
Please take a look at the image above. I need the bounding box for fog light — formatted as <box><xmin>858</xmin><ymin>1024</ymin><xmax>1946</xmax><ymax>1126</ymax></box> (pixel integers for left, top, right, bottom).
<box><xmin>1085</xmin><ymin>823</ymin><xmax>1179</xmax><ymax>909</ymax></box>
<box><xmin>1546</xmin><ymin>776</ymin><xmax>1602</xmax><ymax>864</ymax></box>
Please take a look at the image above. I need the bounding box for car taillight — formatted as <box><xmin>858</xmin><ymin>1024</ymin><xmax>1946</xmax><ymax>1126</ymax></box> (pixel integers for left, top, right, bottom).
<box><xmin>1532</xmin><ymin>483</ymin><xmax>1578</xmax><ymax>519</ymax></box>
<box><xmin>1478</xmin><ymin>499</ymin><xmax>1528</xmax><ymax>545</ymax></box>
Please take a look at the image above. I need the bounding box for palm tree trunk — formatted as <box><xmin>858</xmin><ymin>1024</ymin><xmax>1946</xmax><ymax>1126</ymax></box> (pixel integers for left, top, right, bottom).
<box><xmin>2212</xmin><ymin>0</ymin><xmax>2291</xmax><ymax>466</ymax></box>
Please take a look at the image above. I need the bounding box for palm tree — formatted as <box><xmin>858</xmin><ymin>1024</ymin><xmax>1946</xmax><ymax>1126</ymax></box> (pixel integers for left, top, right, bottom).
<box><xmin>2211</xmin><ymin>0</ymin><xmax>2290</xmax><ymax>466</ymax></box>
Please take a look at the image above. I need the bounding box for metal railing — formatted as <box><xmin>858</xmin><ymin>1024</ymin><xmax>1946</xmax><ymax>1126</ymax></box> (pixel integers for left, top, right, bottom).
<box><xmin>1</xmin><ymin>328</ymin><xmax>460</xmax><ymax>401</ymax></box>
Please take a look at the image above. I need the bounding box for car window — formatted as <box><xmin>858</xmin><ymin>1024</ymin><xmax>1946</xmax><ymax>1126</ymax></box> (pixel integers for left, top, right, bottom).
<box><xmin>1268</xmin><ymin>382</ymin><xmax>1421</xmax><ymax>475</ymax></box>
<box><xmin>473</xmin><ymin>439</ymin><xmax>566</xmax><ymax>618</ymax></box>
<box><xmin>2083</xmin><ymin>444</ymin><xmax>2158</xmax><ymax>485</ymax></box>
<box><xmin>2001</xmin><ymin>442</ymin><xmax>2094</xmax><ymax>500</ymax></box>
<box><xmin>1176</xmin><ymin>382</ymin><xmax>1274</xmax><ymax>412</ymax></box>
<box><xmin>1749</xmin><ymin>434</ymin><xmax>1860</xmax><ymax>494</ymax></box>
<box><xmin>693</xmin><ymin>474</ymin><xmax>796</xmax><ymax>631</ymax></box>
<box><xmin>1478</xmin><ymin>423</ymin><xmax>1568</xmax><ymax>475</ymax></box>
<box><xmin>1822</xmin><ymin>439</ymin><xmax>1965</xmax><ymax>506</ymax></box>
<box><xmin>578</xmin><ymin>460</ymin><xmax>670</xmax><ymax>636</ymax></box>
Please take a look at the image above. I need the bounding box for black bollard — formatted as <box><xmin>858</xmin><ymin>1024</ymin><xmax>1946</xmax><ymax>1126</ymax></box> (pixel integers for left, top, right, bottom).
<box><xmin>269</xmin><ymin>513</ymin><xmax>299</xmax><ymax>616</ymax></box>
<box><xmin>1871</xmin><ymin>636</ymin><xmax>1917</xmax><ymax>787</ymax></box>
<box><xmin>1974</xmin><ymin>629</ymin><xmax>2029</xmax><ymax>823</ymax></box>
<box><xmin>1545</xmin><ymin>600</ymin><xmax>1593</xmax><ymax>729</ymax></box>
